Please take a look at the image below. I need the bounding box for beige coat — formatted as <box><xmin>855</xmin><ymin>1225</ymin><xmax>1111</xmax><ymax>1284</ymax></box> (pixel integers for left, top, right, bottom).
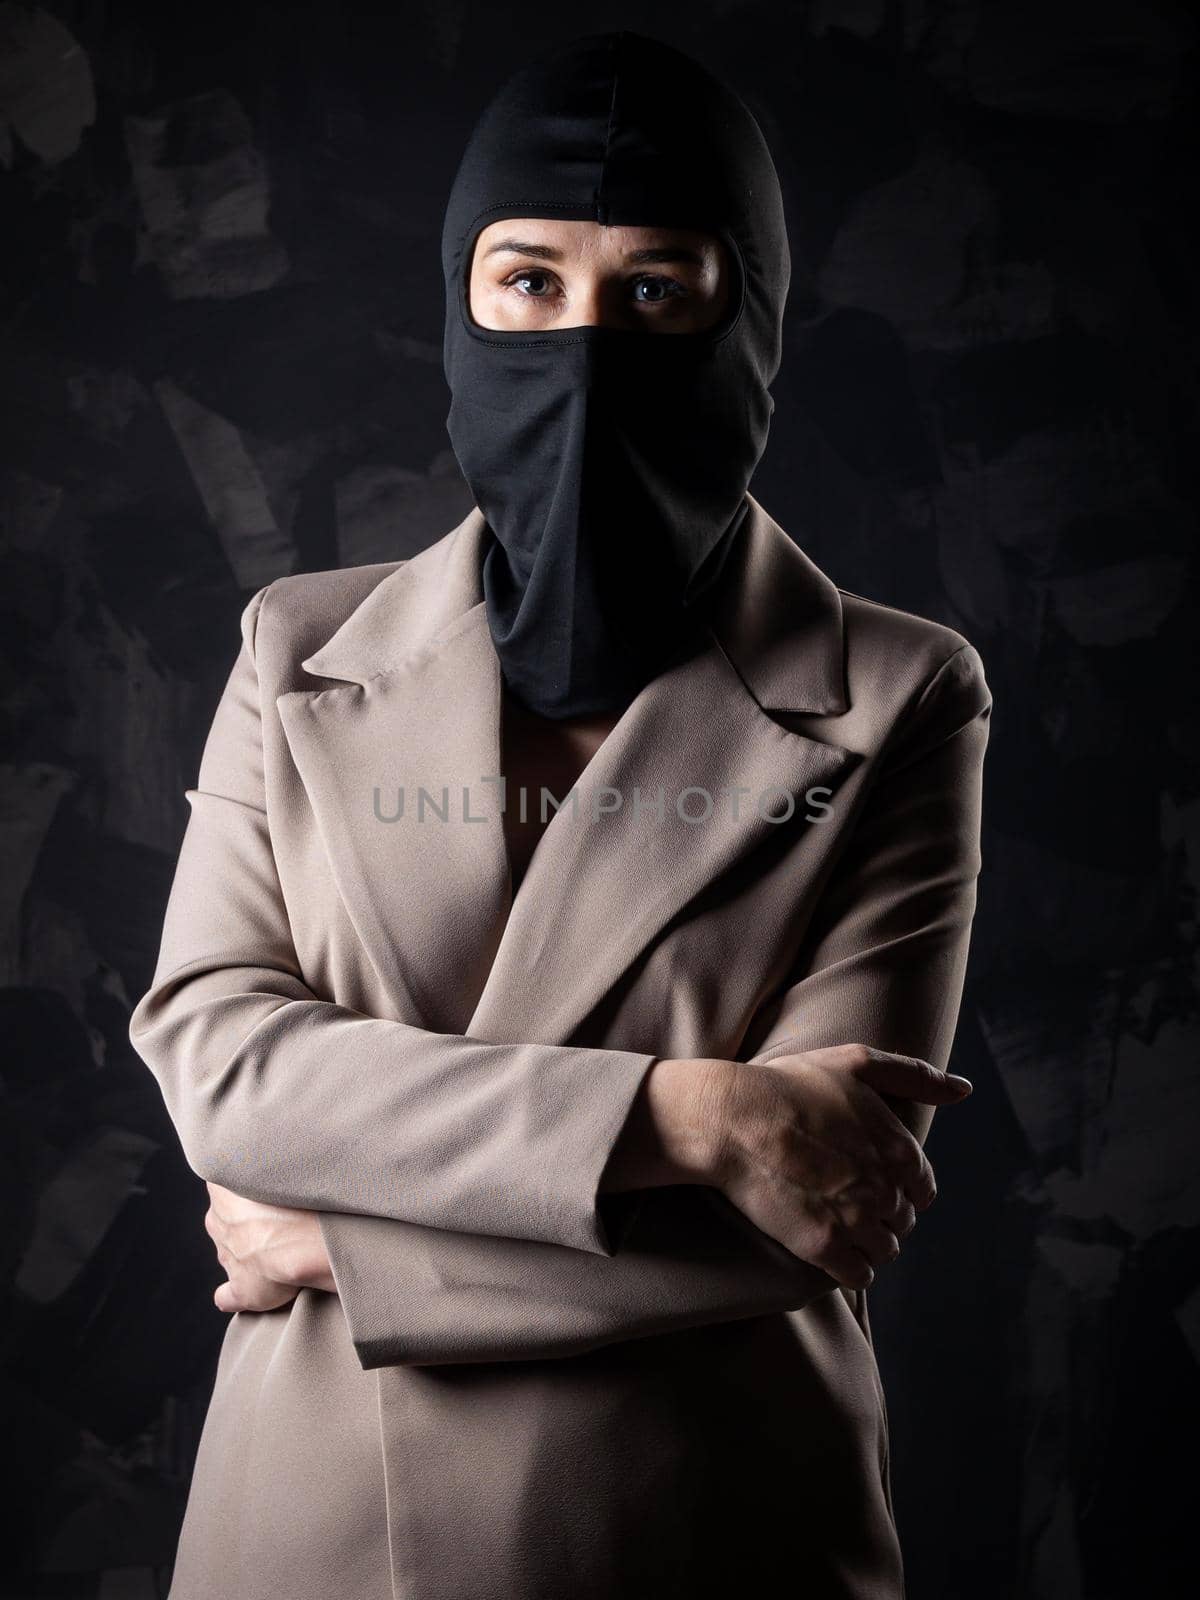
<box><xmin>129</xmin><ymin>493</ymin><xmax>992</xmax><ymax>1600</ymax></box>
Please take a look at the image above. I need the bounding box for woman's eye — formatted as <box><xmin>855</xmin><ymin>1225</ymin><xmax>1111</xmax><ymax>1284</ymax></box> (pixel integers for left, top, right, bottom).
<box><xmin>631</xmin><ymin>276</ymin><xmax>685</xmax><ymax>305</ymax></box>
<box><xmin>508</xmin><ymin>270</ymin><xmax>557</xmax><ymax>298</ymax></box>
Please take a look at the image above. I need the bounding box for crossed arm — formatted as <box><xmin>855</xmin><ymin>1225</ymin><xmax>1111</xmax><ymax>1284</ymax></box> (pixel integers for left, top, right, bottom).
<box><xmin>130</xmin><ymin>585</ymin><xmax>992</xmax><ymax>1368</ymax></box>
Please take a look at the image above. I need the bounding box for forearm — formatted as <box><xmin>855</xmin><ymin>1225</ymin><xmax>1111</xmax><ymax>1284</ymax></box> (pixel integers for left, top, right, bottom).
<box><xmin>203</xmin><ymin>1057</ymin><xmax>758</xmax><ymax>1335</ymax></box>
<box><xmin>318</xmin><ymin>1183</ymin><xmax>838</xmax><ymax>1368</ymax></box>
<box><xmin>130</xmin><ymin>941</ymin><xmax>656</xmax><ymax>1256</ymax></box>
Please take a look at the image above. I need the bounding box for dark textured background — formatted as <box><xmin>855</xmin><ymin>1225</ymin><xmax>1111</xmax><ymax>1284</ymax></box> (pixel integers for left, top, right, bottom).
<box><xmin>2</xmin><ymin>2</ymin><xmax>1196</xmax><ymax>1595</ymax></box>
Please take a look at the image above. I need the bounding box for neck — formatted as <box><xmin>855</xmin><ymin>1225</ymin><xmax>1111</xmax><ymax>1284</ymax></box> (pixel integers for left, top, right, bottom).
<box><xmin>502</xmin><ymin>680</ymin><xmax>625</xmax><ymax>732</ymax></box>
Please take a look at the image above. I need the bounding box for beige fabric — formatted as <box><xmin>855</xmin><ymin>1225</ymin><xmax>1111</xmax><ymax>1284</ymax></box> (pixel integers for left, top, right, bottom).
<box><xmin>129</xmin><ymin>494</ymin><xmax>992</xmax><ymax>1599</ymax></box>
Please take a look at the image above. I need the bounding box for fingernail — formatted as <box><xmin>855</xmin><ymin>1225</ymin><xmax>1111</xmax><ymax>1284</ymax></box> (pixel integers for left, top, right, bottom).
<box><xmin>948</xmin><ymin>1075</ymin><xmax>973</xmax><ymax>1093</ymax></box>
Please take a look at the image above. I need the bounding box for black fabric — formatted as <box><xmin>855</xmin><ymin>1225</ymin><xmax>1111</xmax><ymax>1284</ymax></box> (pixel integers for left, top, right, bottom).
<box><xmin>440</xmin><ymin>29</ymin><xmax>791</xmax><ymax>720</ymax></box>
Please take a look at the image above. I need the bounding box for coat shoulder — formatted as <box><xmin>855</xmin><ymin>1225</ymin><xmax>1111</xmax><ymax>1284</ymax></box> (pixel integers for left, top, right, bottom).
<box><xmin>265</xmin><ymin>560</ymin><xmax>406</xmax><ymax>620</ymax></box>
<box><xmin>833</xmin><ymin>587</ymin><xmax>991</xmax><ymax>734</ymax></box>
<box><xmin>837</xmin><ymin>586</ymin><xmax>979</xmax><ymax>667</ymax></box>
<box><xmin>250</xmin><ymin>560</ymin><xmax>408</xmax><ymax>682</ymax></box>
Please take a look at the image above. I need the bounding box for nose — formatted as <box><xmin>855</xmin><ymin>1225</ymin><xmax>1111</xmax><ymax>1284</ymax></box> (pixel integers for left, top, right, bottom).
<box><xmin>567</xmin><ymin>281</ymin><xmax>618</xmax><ymax>330</ymax></box>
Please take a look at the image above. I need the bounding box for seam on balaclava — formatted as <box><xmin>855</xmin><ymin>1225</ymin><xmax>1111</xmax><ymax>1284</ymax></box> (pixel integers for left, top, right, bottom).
<box><xmin>594</xmin><ymin>31</ymin><xmax>623</xmax><ymax>225</ymax></box>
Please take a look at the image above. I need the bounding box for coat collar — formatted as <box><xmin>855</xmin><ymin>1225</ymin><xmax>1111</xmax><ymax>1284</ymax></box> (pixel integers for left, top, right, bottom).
<box><xmin>299</xmin><ymin>493</ymin><xmax>849</xmax><ymax>717</ymax></box>
<box><xmin>278</xmin><ymin>495</ymin><xmax>857</xmax><ymax>1048</ymax></box>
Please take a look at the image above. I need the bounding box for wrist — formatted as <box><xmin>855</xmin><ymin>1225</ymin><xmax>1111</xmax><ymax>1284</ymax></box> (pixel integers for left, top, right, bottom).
<box><xmin>654</xmin><ymin>1056</ymin><xmax>737</xmax><ymax>1185</ymax></box>
<box><xmin>295</xmin><ymin>1259</ymin><xmax>337</xmax><ymax>1294</ymax></box>
<box><xmin>282</xmin><ymin>1214</ymin><xmax>337</xmax><ymax>1294</ymax></box>
<box><xmin>599</xmin><ymin>1056</ymin><xmax>735</xmax><ymax>1193</ymax></box>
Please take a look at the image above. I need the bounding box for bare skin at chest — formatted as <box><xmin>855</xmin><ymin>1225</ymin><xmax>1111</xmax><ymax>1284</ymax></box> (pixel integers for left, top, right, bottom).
<box><xmin>499</xmin><ymin>683</ymin><xmax>621</xmax><ymax>893</ymax></box>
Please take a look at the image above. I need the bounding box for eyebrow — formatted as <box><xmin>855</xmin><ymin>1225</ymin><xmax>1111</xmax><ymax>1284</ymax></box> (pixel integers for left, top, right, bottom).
<box><xmin>481</xmin><ymin>238</ymin><xmax>707</xmax><ymax>267</ymax></box>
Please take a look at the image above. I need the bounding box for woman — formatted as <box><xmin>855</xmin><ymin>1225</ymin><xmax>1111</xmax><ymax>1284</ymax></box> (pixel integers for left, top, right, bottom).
<box><xmin>130</xmin><ymin>30</ymin><xmax>991</xmax><ymax>1600</ymax></box>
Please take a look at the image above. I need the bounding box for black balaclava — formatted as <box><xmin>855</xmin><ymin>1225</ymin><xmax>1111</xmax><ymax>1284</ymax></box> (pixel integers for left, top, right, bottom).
<box><xmin>441</xmin><ymin>29</ymin><xmax>791</xmax><ymax>720</ymax></box>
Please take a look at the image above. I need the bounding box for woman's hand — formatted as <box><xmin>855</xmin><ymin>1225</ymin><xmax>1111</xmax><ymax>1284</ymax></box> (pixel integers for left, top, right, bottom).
<box><xmin>204</xmin><ymin>1181</ymin><xmax>338</xmax><ymax>1312</ymax></box>
<box><xmin>703</xmin><ymin>1044</ymin><xmax>972</xmax><ymax>1289</ymax></box>
<box><xmin>600</xmin><ymin>1045</ymin><xmax>972</xmax><ymax>1291</ymax></box>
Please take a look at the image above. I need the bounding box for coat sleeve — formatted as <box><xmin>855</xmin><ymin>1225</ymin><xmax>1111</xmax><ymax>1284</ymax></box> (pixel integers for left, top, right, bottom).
<box><xmin>128</xmin><ymin>584</ymin><xmax>659</xmax><ymax>1259</ymax></box>
<box><xmin>317</xmin><ymin>640</ymin><xmax>994</xmax><ymax>1368</ymax></box>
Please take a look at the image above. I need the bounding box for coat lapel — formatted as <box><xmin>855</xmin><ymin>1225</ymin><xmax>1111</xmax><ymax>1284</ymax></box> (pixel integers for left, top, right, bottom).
<box><xmin>276</xmin><ymin>526</ymin><xmax>510</xmax><ymax>1034</ymax></box>
<box><xmin>277</xmin><ymin>496</ymin><xmax>860</xmax><ymax>1047</ymax></box>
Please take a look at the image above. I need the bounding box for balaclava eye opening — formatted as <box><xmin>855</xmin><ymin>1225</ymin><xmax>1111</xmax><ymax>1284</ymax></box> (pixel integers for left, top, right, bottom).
<box><xmin>441</xmin><ymin>29</ymin><xmax>791</xmax><ymax>720</ymax></box>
